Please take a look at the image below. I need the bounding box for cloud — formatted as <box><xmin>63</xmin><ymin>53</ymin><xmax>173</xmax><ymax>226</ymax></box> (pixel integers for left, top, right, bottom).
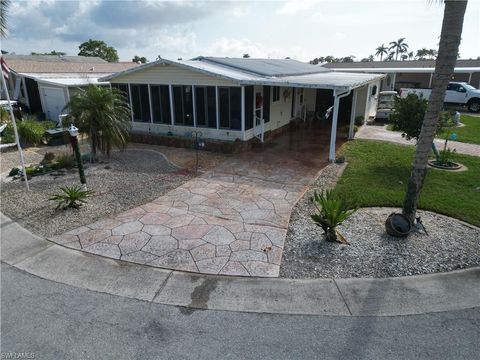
<box><xmin>276</xmin><ymin>0</ymin><xmax>320</xmax><ymax>15</ymax></box>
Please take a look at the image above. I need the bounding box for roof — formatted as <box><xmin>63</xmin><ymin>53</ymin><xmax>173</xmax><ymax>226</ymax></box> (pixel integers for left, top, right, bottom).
<box><xmin>4</xmin><ymin>54</ymin><xmax>139</xmax><ymax>74</ymax></box>
<box><xmin>324</xmin><ymin>59</ymin><xmax>480</xmax><ymax>70</ymax></box>
<box><xmin>321</xmin><ymin>67</ymin><xmax>480</xmax><ymax>74</ymax></box>
<box><xmin>22</xmin><ymin>73</ymin><xmax>110</xmax><ymax>87</ymax></box>
<box><xmin>193</xmin><ymin>57</ymin><xmax>329</xmax><ymax>76</ymax></box>
<box><xmin>102</xmin><ymin>57</ymin><xmax>384</xmax><ymax>90</ymax></box>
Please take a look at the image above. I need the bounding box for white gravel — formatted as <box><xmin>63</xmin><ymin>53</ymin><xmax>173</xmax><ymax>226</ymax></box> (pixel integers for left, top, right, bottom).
<box><xmin>1</xmin><ymin>149</ymin><xmax>192</xmax><ymax>237</ymax></box>
<box><xmin>280</xmin><ymin>164</ymin><xmax>480</xmax><ymax>279</ymax></box>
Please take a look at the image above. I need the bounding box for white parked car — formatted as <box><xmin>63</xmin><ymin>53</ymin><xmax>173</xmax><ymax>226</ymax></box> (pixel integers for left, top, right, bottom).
<box><xmin>376</xmin><ymin>91</ymin><xmax>398</xmax><ymax>120</ymax></box>
<box><xmin>399</xmin><ymin>82</ymin><xmax>480</xmax><ymax>113</ymax></box>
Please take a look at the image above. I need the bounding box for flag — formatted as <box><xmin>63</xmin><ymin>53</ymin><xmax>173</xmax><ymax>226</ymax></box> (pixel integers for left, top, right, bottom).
<box><xmin>1</xmin><ymin>56</ymin><xmax>10</xmax><ymax>81</ymax></box>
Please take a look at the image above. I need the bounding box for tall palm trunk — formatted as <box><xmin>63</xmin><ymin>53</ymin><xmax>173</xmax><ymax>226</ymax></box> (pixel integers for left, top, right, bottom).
<box><xmin>403</xmin><ymin>0</ymin><xmax>468</xmax><ymax>222</ymax></box>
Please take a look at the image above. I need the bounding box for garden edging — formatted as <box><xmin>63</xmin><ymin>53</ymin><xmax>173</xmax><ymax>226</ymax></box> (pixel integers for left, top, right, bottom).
<box><xmin>2</xmin><ymin>212</ymin><xmax>479</xmax><ymax>316</ymax></box>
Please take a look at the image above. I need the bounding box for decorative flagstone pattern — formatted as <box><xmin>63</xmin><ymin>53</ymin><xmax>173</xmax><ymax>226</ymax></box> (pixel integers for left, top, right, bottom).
<box><xmin>49</xmin><ymin>128</ymin><xmax>335</xmax><ymax>276</ymax></box>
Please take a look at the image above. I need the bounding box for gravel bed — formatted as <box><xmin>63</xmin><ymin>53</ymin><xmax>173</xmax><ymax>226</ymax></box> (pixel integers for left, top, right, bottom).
<box><xmin>280</xmin><ymin>164</ymin><xmax>480</xmax><ymax>279</ymax></box>
<box><xmin>1</xmin><ymin>149</ymin><xmax>192</xmax><ymax>237</ymax></box>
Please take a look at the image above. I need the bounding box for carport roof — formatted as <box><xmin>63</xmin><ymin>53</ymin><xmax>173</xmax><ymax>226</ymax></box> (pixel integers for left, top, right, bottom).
<box><xmin>100</xmin><ymin>57</ymin><xmax>385</xmax><ymax>90</ymax></box>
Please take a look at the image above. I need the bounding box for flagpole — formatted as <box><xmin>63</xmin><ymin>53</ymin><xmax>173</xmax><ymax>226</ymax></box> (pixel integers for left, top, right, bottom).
<box><xmin>1</xmin><ymin>64</ymin><xmax>30</xmax><ymax>191</ymax></box>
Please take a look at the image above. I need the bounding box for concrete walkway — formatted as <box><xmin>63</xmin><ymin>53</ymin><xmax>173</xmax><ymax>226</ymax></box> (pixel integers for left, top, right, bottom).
<box><xmin>48</xmin><ymin>126</ymin><xmax>334</xmax><ymax>277</ymax></box>
<box><xmin>356</xmin><ymin>124</ymin><xmax>480</xmax><ymax>156</ymax></box>
<box><xmin>2</xmin><ymin>213</ymin><xmax>479</xmax><ymax>316</ymax></box>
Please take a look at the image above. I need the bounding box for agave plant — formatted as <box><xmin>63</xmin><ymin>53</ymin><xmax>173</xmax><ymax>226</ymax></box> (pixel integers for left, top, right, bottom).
<box><xmin>311</xmin><ymin>190</ymin><xmax>356</xmax><ymax>243</ymax></box>
<box><xmin>49</xmin><ymin>185</ymin><xmax>94</xmax><ymax>210</ymax></box>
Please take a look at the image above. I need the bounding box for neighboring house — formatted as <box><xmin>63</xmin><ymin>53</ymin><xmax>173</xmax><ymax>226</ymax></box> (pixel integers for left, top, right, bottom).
<box><xmin>324</xmin><ymin>59</ymin><xmax>480</xmax><ymax>91</ymax></box>
<box><xmin>101</xmin><ymin>57</ymin><xmax>384</xmax><ymax>161</ymax></box>
<box><xmin>1</xmin><ymin>55</ymin><xmax>138</xmax><ymax>122</ymax></box>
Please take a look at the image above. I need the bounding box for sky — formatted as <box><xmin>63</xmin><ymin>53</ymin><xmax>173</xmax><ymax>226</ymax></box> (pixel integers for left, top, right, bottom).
<box><xmin>1</xmin><ymin>0</ymin><xmax>479</xmax><ymax>62</ymax></box>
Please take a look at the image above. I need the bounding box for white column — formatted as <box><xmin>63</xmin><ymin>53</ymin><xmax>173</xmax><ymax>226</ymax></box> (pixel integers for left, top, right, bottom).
<box><xmin>215</xmin><ymin>86</ymin><xmax>220</xmax><ymax>129</ymax></box>
<box><xmin>148</xmin><ymin>84</ymin><xmax>153</xmax><ymax>124</ymax></box>
<box><xmin>128</xmin><ymin>83</ymin><xmax>134</xmax><ymax>123</ymax></box>
<box><xmin>192</xmin><ymin>85</ymin><xmax>197</xmax><ymax>127</ymax></box>
<box><xmin>169</xmin><ymin>85</ymin><xmax>174</xmax><ymax>125</ymax></box>
<box><xmin>348</xmin><ymin>89</ymin><xmax>358</xmax><ymax>140</ymax></box>
<box><xmin>468</xmin><ymin>72</ymin><xmax>473</xmax><ymax>85</ymax></box>
<box><xmin>329</xmin><ymin>91</ymin><xmax>340</xmax><ymax>162</ymax></box>
<box><xmin>429</xmin><ymin>73</ymin><xmax>433</xmax><ymax>88</ymax></box>
<box><xmin>391</xmin><ymin>72</ymin><xmax>397</xmax><ymax>90</ymax></box>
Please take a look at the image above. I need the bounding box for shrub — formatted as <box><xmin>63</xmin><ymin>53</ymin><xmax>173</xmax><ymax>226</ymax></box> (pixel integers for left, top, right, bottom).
<box><xmin>354</xmin><ymin>115</ymin><xmax>365</xmax><ymax>126</ymax></box>
<box><xmin>17</xmin><ymin>119</ymin><xmax>47</xmax><ymax>146</ymax></box>
<box><xmin>8</xmin><ymin>167</ymin><xmax>20</xmax><ymax>177</ymax></box>
<box><xmin>40</xmin><ymin>152</ymin><xmax>56</xmax><ymax>165</ymax></box>
<box><xmin>390</xmin><ymin>94</ymin><xmax>428</xmax><ymax>140</ymax></box>
<box><xmin>0</xmin><ymin>121</ymin><xmax>15</xmax><ymax>143</ymax></box>
<box><xmin>49</xmin><ymin>185</ymin><xmax>94</xmax><ymax>210</ymax></box>
<box><xmin>311</xmin><ymin>190</ymin><xmax>356</xmax><ymax>243</ymax></box>
<box><xmin>52</xmin><ymin>153</ymin><xmax>75</xmax><ymax>170</ymax></box>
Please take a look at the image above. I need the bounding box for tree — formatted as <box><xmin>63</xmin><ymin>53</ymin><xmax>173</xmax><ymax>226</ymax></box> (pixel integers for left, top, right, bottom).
<box><xmin>64</xmin><ymin>85</ymin><xmax>131</xmax><ymax>158</ymax></box>
<box><xmin>375</xmin><ymin>44</ymin><xmax>388</xmax><ymax>61</ymax></box>
<box><xmin>132</xmin><ymin>55</ymin><xmax>147</xmax><ymax>63</ymax></box>
<box><xmin>402</xmin><ymin>0</ymin><xmax>468</xmax><ymax>223</ymax></box>
<box><xmin>0</xmin><ymin>0</ymin><xmax>9</xmax><ymax>38</ymax></box>
<box><xmin>340</xmin><ymin>55</ymin><xmax>356</xmax><ymax>63</ymax></box>
<box><xmin>243</xmin><ymin>53</ymin><xmax>250</xmax><ymax>58</ymax></box>
<box><xmin>78</xmin><ymin>39</ymin><xmax>119</xmax><ymax>62</ymax></box>
<box><xmin>31</xmin><ymin>50</ymin><xmax>66</xmax><ymax>56</ymax></box>
<box><xmin>389</xmin><ymin>38</ymin><xmax>409</xmax><ymax>60</ymax></box>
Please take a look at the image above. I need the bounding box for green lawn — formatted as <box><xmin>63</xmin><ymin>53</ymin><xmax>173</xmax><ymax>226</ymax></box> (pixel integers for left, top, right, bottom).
<box><xmin>437</xmin><ymin>114</ymin><xmax>480</xmax><ymax>145</ymax></box>
<box><xmin>334</xmin><ymin>140</ymin><xmax>480</xmax><ymax>226</ymax></box>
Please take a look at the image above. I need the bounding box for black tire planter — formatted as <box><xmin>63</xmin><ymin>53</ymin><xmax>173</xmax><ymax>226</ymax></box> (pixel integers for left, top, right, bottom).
<box><xmin>385</xmin><ymin>213</ymin><xmax>412</xmax><ymax>238</ymax></box>
<box><xmin>428</xmin><ymin>160</ymin><xmax>462</xmax><ymax>170</ymax></box>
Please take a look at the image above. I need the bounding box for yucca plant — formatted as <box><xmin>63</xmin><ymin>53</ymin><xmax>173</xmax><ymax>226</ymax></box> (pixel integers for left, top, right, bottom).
<box><xmin>49</xmin><ymin>185</ymin><xmax>94</xmax><ymax>210</ymax></box>
<box><xmin>311</xmin><ymin>190</ymin><xmax>356</xmax><ymax>243</ymax></box>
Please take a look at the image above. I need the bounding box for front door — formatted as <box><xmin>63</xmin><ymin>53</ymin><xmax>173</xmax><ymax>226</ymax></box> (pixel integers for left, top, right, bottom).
<box><xmin>42</xmin><ymin>87</ymin><xmax>66</xmax><ymax>122</ymax></box>
<box><xmin>294</xmin><ymin>88</ymin><xmax>304</xmax><ymax>119</ymax></box>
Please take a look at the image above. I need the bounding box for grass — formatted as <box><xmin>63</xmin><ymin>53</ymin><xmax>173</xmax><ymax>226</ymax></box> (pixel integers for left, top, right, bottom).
<box><xmin>386</xmin><ymin>114</ymin><xmax>480</xmax><ymax>145</ymax></box>
<box><xmin>437</xmin><ymin>114</ymin><xmax>480</xmax><ymax>145</ymax></box>
<box><xmin>334</xmin><ymin>140</ymin><xmax>480</xmax><ymax>226</ymax></box>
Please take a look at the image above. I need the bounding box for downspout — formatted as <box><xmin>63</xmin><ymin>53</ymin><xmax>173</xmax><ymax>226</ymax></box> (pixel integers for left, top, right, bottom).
<box><xmin>329</xmin><ymin>88</ymin><xmax>351</xmax><ymax>162</ymax></box>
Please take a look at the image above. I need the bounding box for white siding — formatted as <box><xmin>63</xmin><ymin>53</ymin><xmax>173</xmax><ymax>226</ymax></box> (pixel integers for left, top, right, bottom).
<box><xmin>355</xmin><ymin>85</ymin><xmax>368</xmax><ymax>118</ymax></box>
<box><xmin>267</xmin><ymin>86</ymin><xmax>294</xmax><ymax>132</ymax></box>
<box><xmin>111</xmin><ymin>63</ymin><xmax>238</xmax><ymax>86</ymax></box>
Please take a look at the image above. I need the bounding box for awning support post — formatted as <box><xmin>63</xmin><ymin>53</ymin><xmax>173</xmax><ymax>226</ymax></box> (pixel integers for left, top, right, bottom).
<box><xmin>329</xmin><ymin>89</ymin><xmax>351</xmax><ymax>162</ymax></box>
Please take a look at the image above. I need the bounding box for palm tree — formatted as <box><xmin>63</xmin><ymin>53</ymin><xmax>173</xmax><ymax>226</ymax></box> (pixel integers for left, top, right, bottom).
<box><xmin>0</xmin><ymin>0</ymin><xmax>9</xmax><ymax>38</ymax></box>
<box><xmin>402</xmin><ymin>0</ymin><xmax>468</xmax><ymax>223</ymax></box>
<box><xmin>375</xmin><ymin>44</ymin><xmax>388</xmax><ymax>61</ymax></box>
<box><xmin>389</xmin><ymin>38</ymin><xmax>409</xmax><ymax>60</ymax></box>
<box><xmin>64</xmin><ymin>85</ymin><xmax>132</xmax><ymax>158</ymax></box>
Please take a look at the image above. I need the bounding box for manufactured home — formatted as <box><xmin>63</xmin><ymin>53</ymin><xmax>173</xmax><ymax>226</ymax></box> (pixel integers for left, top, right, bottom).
<box><xmin>324</xmin><ymin>59</ymin><xmax>480</xmax><ymax>91</ymax></box>
<box><xmin>102</xmin><ymin>57</ymin><xmax>384</xmax><ymax>161</ymax></box>
<box><xmin>1</xmin><ymin>55</ymin><xmax>138</xmax><ymax>122</ymax></box>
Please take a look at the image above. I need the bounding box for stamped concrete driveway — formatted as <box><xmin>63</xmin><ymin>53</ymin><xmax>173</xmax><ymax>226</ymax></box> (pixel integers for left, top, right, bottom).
<box><xmin>50</xmin><ymin>125</ymin><xmax>339</xmax><ymax>277</ymax></box>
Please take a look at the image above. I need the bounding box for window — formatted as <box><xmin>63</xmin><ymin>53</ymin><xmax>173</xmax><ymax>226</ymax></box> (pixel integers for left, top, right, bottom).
<box><xmin>272</xmin><ymin>86</ymin><xmax>280</xmax><ymax>102</ymax></box>
<box><xmin>194</xmin><ymin>86</ymin><xmax>217</xmax><ymax>128</ymax></box>
<box><xmin>447</xmin><ymin>83</ymin><xmax>466</xmax><ymax>93</ymax></box>
<box><xmin>150</xmin><ymin>85</ymin><xmax>171</xmax><ymax>124</ymax></box>
<box><xmin>230</xmin><ymin>87</ymin><xmax>241</xmax><ymax>130</ymax></box>
<box><xmin>172</xmin><ymin>85</ymin><xmax>193</xmax><ymax>126</ymax></box>
<box><xmin>130</xmin><ymin>84</ymin><xmax>150</xmax><ymax>122</ymax></box>
<box><xmin>111</xmin><ymin>83</ymin><xmax>130</xmax><ymax>104</ymax></box>
<box><xmin>219</xmin><ymin>87</ymin><xmax>230</xmax><ymax>128</ymax></box>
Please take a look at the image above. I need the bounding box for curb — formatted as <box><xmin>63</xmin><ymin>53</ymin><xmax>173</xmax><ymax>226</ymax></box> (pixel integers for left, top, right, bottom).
<box><xmin>1</xmin><ymin>213</ymin><xmax>479</xmax><ymax>316</ymax></box>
